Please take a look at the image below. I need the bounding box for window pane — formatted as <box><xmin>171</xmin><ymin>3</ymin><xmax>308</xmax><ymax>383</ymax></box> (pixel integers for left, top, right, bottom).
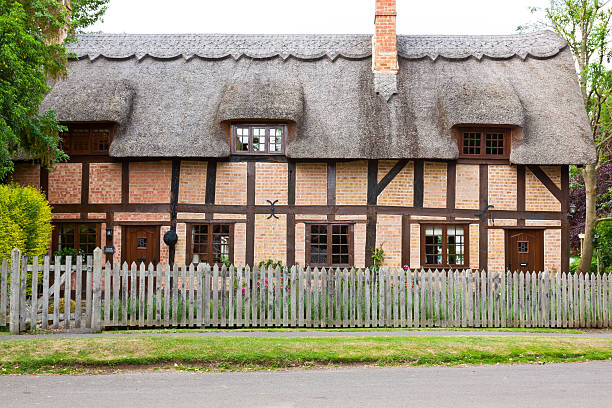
<box><xmin>253</xmin><ymin>128</ymin><xmax>266</xmax><ymax>152</ymax></box>
<box><xmin>57</xmin><ymin>223</ymin><xmax>75</xmax><ymax>252</ymax></box>
<box><xmin>447</xmin><ymin>225</ymin><xmax>465</xmax><ymax>266</ymax></box>
<box><xmin>331</xmin><ymin>224</ymin><xmax>350</xmax><ymax>265</ymax></box>
<box><xmin>91</xmin><ymin>129</ymin><xmax>110</xmax><ymax>153</ymax></box>
<box><xmin>486</xmin><ymin>132</ymin><xmax>505</xmax><ymax>155</ymax></box>
<box><xmin>236</xmin><ymin>127</ymin><xmax>249</xmax><ymax>151</ymax></box>
<box><xmin>78</xmin><ymin>224</ymin><xmax>97</xmax><ymax>256</ymax></box>
<box><xmin>309</xmin><ymin>224</ymin><xmax>329</xmax><ymax>265</ymax></box>
<box><xmin>269</xmin><ymin>128</ymin><xmax>282</xmax><ymax>152</ymax></box>
<box><xmin>425</xmin><ymin>225</ymin><xmax>443</xmax><ymax>266</ymax></box>
<box><xmin>192</xmin><ymin>224</ymin><xmax>210</xmax><ymax>262</ymax></box>
<box><xmin>462</xmin><ymin>132</ymin><xmax>481</xmax><ymax>155</ymax></box>
<box><xmin>212</xmin><ymin>224</ymin><xmax>231</xmax><ymax>264</ymax></box>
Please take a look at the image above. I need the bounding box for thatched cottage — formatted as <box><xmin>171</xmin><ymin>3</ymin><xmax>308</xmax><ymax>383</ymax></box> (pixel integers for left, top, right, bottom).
<box><xmin>11</xmin><ymin>0</ymin><xmax>596</xmax><ymax>273</ymax></box>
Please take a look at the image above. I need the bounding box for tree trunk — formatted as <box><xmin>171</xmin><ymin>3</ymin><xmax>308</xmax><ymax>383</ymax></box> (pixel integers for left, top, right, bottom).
<box><xmin>579</xmin><ymin>163</ymin><xmax>598</xmax><ymax>274</ymax></box>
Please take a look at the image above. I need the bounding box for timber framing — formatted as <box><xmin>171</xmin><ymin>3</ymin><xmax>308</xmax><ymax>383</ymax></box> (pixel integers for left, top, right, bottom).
<box><xmin>527</xmin><ymin>165</ymin><xmax>563</xmax><ymax>203</ymax></box>
<box><xmin>246</xmin><ymin>161</ymin><xmax>256</xmax><ymax>266</ymax></box>
<box><xmin>479</xmin><ymin>164</ymin><xmax>489</xmax><ymax>268</ymax></box>
<box><xmin>46</xmin><ymin>157</ymin><xmax>570</xmax><ymax>270</ymax></box>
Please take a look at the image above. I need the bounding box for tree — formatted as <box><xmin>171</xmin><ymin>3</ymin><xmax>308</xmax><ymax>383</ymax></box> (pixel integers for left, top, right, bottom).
<box><xmin>524</xmin><ymin>1</ymin><xmax>612</xmax><ymax>274</ymax></box>
<box><xmin>0</xmin><ymin>0</ymin><xmax>109</xmax><ymax>180</ymax></box>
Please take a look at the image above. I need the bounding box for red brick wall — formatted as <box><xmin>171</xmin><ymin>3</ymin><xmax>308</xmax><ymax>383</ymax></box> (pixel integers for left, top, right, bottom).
<box><xmin>456</xmin><ymin>164</ymin><xmax>479</xmax><ymax>209</ymax></box>
<box><xmin>255</xmin><ymin>214</ymin><xmax>286</xmax><ymax>265</ymax></box>
<box><xmin>377</xmin><ymin>160</ymin><xmax>413</xmax><ymax>206</ymax></box>
<box><xmin>234</xmin><ymin>223</ymin><xmax>246</xmax><ymax>266</ymax></box>
<box><xmin>296</xmin><ymin>163</ymin><xmax>327</xmax><ymax>205</ymax></box>
<box><xmin>179</xmin><ymin>161</ymin><xmax>207</xmax><ymax>204</ymax></box>
<box><xmin>526</xmin><ymin>166</ymin><xmax>561</xmax><ymax>211</ymax></box>
<box><xmin>489</xmin><ymin>165</ymin><xmax>517</xmax><ymax>211</ymax></box>
<box><xmin>336</xmin><ymin>161</ymin><xmax>367</xmax><ymax>205</ymax></box>
<box><xmin>216</xmin><ymin>162</ymin><xmax>247</xmax><ymax>205</ymax></box>
<box><xmin>255</xmin><ymin>163</ymin><xmax>288</xmax><ymax>205</ymax></box>
<box><xmin>423</xmin><ymin>162</ymin><xmax>447</xmax><ymax>208</ymax></box>
<box><xmin>48</xmin><ymin>163</ymin><xmax>82</xmax><ymax>204</ymax></box>
<box><xmin>376</xmin><ymin>215</ymin><xmax>402</xmax><ymax>267</ymax></box>
<box><xmin>129</xmin><ymin>161</ymin><xmax>172</xmax><ymax>203</ymax></box>
<box><xmin>89</xmin><ymin>163</ymin><xmax>122</xmax><ymax>204</ymax></box>
<box><xmin>11</xmin><ymin>163</ymin><xmax>40</xmax><ymax>188</ymax></box>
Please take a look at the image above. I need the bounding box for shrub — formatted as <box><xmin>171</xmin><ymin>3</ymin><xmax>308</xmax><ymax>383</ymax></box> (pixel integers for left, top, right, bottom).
<box><xmin>0</xmin><ymin>183</ymin><xmax>52</xmax><ymax>261</ymax></box>
<box><xmin>0</xmin><ymin>184</ymin><xmax>52</xmax><ymax>294</ymax></box>
<box><xmin>48</xmin><ymin>298</ymin><xmax>76</xmax><ymax>314</ymax></box>
<box><xmin>258</xmin><ymin>259</ymin><xmax>284</xmax><ymax>270</ymax></box>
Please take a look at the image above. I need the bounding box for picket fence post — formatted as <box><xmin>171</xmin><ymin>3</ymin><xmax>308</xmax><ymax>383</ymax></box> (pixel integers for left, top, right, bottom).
<box><xmin>91</xmin><ymin>248</ymin><xmax>102</xmax><ymax>331</ymax></box>
<box><xmin>9</xmin><ymin>248</ymin><xmax>21</xmax><ymax>334</ymax></box>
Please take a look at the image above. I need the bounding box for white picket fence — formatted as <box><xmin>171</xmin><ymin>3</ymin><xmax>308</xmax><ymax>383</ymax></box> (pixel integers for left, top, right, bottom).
<box><xmin>1</xmin><ymin>247</ymin><xmax>612</xmax><ymax>333</ymax></box>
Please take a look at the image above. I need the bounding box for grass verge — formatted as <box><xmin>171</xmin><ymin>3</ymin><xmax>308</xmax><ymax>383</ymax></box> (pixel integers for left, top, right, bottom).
<box><xmin>1</xmin><ymin>335</ymin><xmax>611</xmax><ymax>374</ymax></box>
<box><xmin>104</xmin><ymin>327</ymin><xmax>586</xmax><ymax>335</ymax></box>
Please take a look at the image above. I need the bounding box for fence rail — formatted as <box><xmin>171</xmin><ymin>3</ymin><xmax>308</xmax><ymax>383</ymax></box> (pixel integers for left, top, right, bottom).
<box><xmin>1</xmin><ymin>247</ymin><xmax>612</xmax><ymax>333</ymax></box>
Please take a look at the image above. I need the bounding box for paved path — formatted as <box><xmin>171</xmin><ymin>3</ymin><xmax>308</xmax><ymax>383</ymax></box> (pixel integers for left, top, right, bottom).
<box><xmin>2</xmin><ymin>329</ymin><xmax>612</xmax><ymax>341</ymax></box>
<box><xmin>2</xmin><ymin>361</ymin><xmax>611</xmax><ymax>407</ymax></box>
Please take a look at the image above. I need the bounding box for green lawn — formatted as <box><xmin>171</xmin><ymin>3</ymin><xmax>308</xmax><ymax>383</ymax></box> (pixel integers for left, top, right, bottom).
<box><xmin>105</xmin><ymin>327</ymin><xmax>586</xmax><ymax>334</ymax></box>
<box><xmin>1</xmin><ymin>335</ymin><xmax>611</xmax><ymax>374</ymax></box>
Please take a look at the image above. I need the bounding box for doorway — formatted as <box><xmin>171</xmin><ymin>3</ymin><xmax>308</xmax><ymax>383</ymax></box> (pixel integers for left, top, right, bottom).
<box><xmin>505</xmin><ymin>229</ymin><xmax>544</xmax><ymax>273</ymax></box>
<box><xmin>122</xmin><ymin>226</ymin><xmax>160</xmax><ymax>265</ymax></box>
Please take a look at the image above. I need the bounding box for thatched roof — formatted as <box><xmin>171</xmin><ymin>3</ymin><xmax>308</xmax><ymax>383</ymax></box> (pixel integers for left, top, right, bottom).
<box><xmin>40</xmin><ymin>31</ymin><xmax>595</xmax><ymax>164</ymax></box>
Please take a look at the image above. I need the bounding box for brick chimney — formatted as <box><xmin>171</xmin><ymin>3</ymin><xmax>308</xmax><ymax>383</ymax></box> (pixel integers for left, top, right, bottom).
<box><xmin>373</xmin><ymin>0</ymin><xmax>398</xmax><ymax>72</ymax></box>
<box><xmin>373</xmin><ymin>0</ymin><xmax>398</xmax><ymax>101</ymax></box>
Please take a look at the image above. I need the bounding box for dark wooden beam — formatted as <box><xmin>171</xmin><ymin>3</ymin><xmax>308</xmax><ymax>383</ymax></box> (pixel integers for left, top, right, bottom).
<box><xmin>367</xmin><ymin>160</ymin><xmax>378</xmax><ymax>206</ymax></box>
<box><xmin>401</xmin><ymin>215</ymin><xmax>411</xmax><ymax>268</ymax></box>
<box><xmin>561</xmin><ymin>165</ymin><xmax>570</xmax><ymax>273</ymax></box>
<box><xmin>376</xmin><ymin>159</ymin><xmax>408</xmax><ymax>197</ymax></box>
<box><xmin>168</xmin><ymin>159</ymin><xmax>181</xmax><ymax>264</ymax></box>
<box><xmin>246</xmin><ymin>162</ymin><xmax>256</xmax><ymax>266</ymax></box>
<box><xmin>51</xmin><ymin>202</ymin><xmax>564</xmax><ymax>221</ymax></box>
<box><xmin>40</xmin><ymin>166</ymin><xmax>48</xmax><ymax>199</ymax></box>
<box><xmin>286</xmin><ymin>161</ymin><xmax>296</xmax><ymax>266</ymax></box>
<box><xmin>327</xmin><ymin>161</ymin><xmax>336</xmax><ymax>221</ymax></box>
<box><xmin>446</xmin><ymin>161</ymin><xmax>456</xmax><ymax>211</ymax></box>
<box><xmin>105</xmin><ymin>212</ymin><xmax>113</xmax><ymax>263</ymax></box>
<box><xmin>205</xmin><ymin>160</ymin><xmax>217</xmax><ymax>220</ymax></box>
<box><xmin>517</xmin><ymin>165</ymin><xmax>526</xmax><ymax>227</ymax></box>
<box><xmin>80</xmin><ymin>162</ymin><xmax>90</xmax><ymax>220</ymax></box>
<box><xmin>527</xmin><ymin>165</ymin><xmax>563</xmax><ymax>203</ymax></box>
<box><xmin>479</xmin><ymin>164</ymin><xmax>488</xmax><ymax>269</ymax></box>
<box><xmin>414</xmin><ymin>159</ymin><xmax>424</xmax><ymax>208</ymax></box>
<box><xmin>365</xmin><ymin>160</ymin><xmax>378</xmax><ymax>267</ymax></box>
<box><xmin>121</xmin><ymin>161</ymin><xmax>129</xmax><ymax>205</ymax></box>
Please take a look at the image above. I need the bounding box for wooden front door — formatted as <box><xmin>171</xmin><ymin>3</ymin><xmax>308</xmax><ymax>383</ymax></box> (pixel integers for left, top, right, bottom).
<box><xmin>123</xmin><ymin>226</ymin><xmax>160</xmax><ymax>265</ymax></box>
<box><xmin>506</xmin><ymin>229</ymin><xmax>544</xmax><ymax>273</ymax></box>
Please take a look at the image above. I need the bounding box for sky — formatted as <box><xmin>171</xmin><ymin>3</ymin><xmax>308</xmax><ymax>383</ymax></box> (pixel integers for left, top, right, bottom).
<box><xmin>86</xmin><ymin>0</ymin><xmax>551</xmax><ymax>35</ymax></box>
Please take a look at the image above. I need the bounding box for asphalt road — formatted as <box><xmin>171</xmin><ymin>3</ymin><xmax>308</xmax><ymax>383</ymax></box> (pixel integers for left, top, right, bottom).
<box><xmin>2</xmin><ymin>361</ymin><xmax>612</xmax><ymax>407</ymax></box>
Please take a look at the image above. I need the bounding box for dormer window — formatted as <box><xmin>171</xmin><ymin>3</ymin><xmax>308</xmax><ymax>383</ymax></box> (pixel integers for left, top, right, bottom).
<box><xmin>231</xmin><ymin>124</ymin><xmax>286</xmax><ymax>155</ymax></box>
<box><xmin>457</xmin><ymin>127</ymin><xmax>510</xmax><ymax>159</ymax></box>
<box><xmin>61</xmin><ymin>124</ymin><xmax>113</xmax><ymax>156</ymax></box>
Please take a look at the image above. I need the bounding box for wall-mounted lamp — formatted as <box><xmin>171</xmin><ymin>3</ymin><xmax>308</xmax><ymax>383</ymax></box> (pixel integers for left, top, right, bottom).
<box><xmin>568</xmin><ymin>203</ymin><xmax>577</xmax><ymax>217</ymax></box>
<box><xmin>106</xmin><ymin>227</ymin><xmax>113</xmax><ymax>240</ymax></box>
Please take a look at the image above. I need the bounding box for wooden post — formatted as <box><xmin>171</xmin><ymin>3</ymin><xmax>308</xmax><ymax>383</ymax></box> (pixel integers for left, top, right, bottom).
<box><xmin>9</xmin><ymin>248</ymin><xmax>21</xmax><ymax>334</ymax></box>
<box><xmin>91</xmin><ymin>248</ymin><xmax>102</xmax><ymax>331</ymax></box>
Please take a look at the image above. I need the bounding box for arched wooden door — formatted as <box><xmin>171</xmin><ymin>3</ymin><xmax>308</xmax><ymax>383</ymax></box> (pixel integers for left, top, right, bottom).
<box><xmin>505</xmin><ymin>229</ymin><xmax>544</xmax><ymax>273</ymax></box>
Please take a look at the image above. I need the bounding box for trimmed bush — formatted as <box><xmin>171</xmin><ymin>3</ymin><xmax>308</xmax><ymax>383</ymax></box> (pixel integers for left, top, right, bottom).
<box><xmin>0</xmin><ymin>183</ymin><xmax>52</xmax><ymax>261</ymax></box>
